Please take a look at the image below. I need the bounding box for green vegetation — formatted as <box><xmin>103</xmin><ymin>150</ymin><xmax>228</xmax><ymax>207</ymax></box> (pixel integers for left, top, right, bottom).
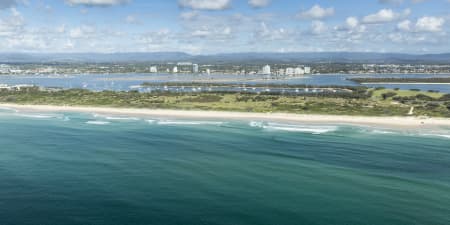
<box><xmin>349</xmin><ymin>77</ymin><xmax>450</xmax><ymax>83</ymax></box>
<box><xmin>1</xmin><ymin>86</ymin><xmax>450</xmax><ymax>117</ymax></box>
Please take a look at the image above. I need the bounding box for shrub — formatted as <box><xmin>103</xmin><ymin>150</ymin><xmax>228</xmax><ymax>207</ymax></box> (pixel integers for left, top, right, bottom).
<box><xmin>440</xmin><ymin>94</ymin><xmax>450</xmax><ymax>101</ymax></box>
<box><xmin>425</xmin><ymin>102</ymin><xmax>440</xmax><ymax>109</ymax></box>
<box><xmin>382</xmin><ymin>92</ymin><xmax>397</xmax><ymax>100</ymax></box>
<box><xmin>415</xmin><ymin>94</ymin><xmax>434</xmax><ymax>101</ymax></box>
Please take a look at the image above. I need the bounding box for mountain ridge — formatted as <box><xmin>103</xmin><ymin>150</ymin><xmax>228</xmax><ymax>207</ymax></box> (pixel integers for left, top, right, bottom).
<box><xmin>1</xmin><ymin>52</ymin><xmax>450</xmax><ymax>64</ymax></box>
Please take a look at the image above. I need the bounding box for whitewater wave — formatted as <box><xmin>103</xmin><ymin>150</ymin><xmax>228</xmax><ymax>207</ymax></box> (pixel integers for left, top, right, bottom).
<box><xmin>157</xmin><ymin>120</ymin><xmax>224</xmax><ymax>126</ymax></box>
<box><xmin>420</xmin><ymin>133</ymin><xmax>450</xmax><ymax>139</ymax></box>
<box><xmin>249</xmin><ymin>121</ymin><xmax>265</xmax><ymax>128</ymax></box>
<box><xmin>86</xmin><ymin>121</ymin><xmax>111</xmax><ymax>125</ymax></box>
<box><xmin>358</xmin><ymin>126</ymin><xmax>450</xmax><ymax>140</ymax></box>
<box><xmin>370</xmin><ymin>130</ymin><xmax>396</xmax><ymax>134</ymax></box>
<box><xmin>250</xmin><ymin>121</ymin><xmax>337</xmax><ymax>134</ymax></box>
<box><xmin>266</xmin><ymin>123</ymin><xmax>337</xmax><ymax>134</ymax></box>
<box><xmin>15</xmin><ymin>113</ymin><xmax>64</xmax><ymax>120</ymax></box>
<box><xmin>93</xmin><ymin>114</ymin><xmax>140</xmax><ymax>121</ymax></box>
<box><xmin>0</xmin><ymin>107</ymin><xmax>19</xmax><ymax>113</ymax></box>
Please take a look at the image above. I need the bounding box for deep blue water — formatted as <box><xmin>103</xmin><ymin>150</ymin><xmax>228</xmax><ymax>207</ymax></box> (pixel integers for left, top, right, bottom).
<box><xmin>0</xmin><ymin>109</ymin><xmax>450</xmax><ymax>225</ymax></box>
<box><xmin>1</xmin><ymin>73</ymin><xmax>450</xmax><ymax>93</ymax></box>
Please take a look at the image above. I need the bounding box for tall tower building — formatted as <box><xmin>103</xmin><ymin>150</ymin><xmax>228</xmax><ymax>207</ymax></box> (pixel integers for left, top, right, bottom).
<box><xmin>262</xmin><ymin>65</ymin><xmax>271</xmax><ymax>75</ymax></box>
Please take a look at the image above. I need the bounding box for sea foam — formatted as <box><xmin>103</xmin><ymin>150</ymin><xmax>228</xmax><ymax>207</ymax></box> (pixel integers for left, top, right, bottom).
<box><xmin>157</xmin><ymin>120</ymin><xmax>224</xmax><ymax>126</ymax></box>
<box><xmin>250</xmin><ymin>121</ymin><xmax>337</xmax><ymax>134</ymax></box>
<box><xmin>15</xmin><ymin>113</ymin><xmax>64</xmax><ymax>119</ymax></box>
<box><xmin>93</xmin><ymin>113</ymin><xmax>140</xmax><ymax>121</ymax></box>
<box><xmin>86</xmin><ymin>121</ymin><xmax>111</xmax><ymax>125</ymax></box>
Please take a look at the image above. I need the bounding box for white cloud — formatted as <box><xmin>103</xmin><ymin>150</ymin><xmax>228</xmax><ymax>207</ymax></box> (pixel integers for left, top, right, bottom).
<box><xmin>125</xmin><ymin>15</ymin><xmax>139</xmax><ymax>24</ymax></box>
<box><xmin>0</xmin><ymin>0</ymin><xmax>18</xmax><ymax>9</ymax></box>
<box><xmin>415</xmin><ymin>16</ymin><xmax>445</xmax><ymax>32</ymax></box>
<box><xmin>65</xmin><ymin>0</ymin><xmax>130</xmax><ymax>7</ymax></box>
<box><xmin>362</xmin><ymin>8</ymin><xmax>410</xmax><ymax>24</ymax></box>
<box><xmin>69</xmin><ymin>25</ymin><xmax>96</xmax><ymax>38</ymax></box>
<box><xmin>346</xmin><ymin>17</ymin><xmax>359</xmax><ymax>29</ymax></box>
<box><xmin>379</xmin><ymin>0</ymin><xmax>404</xmax><ymax>4</ymax></box>
<box><xmin>334</xmin><ymin>17</ymin><xmax>366</xmax><ymax>33</ymax></box>
<box><xmin>397</xmin><ymin>20</ymin><xmax>411</xmax><ymax>31</ymax></box>
<box><xmin>248</xmin><ymin>0</ymin><xmax>270</xmax><ymax>8</ymax></box>
<box><xmin>0</xmin><ymin>8</ymin><xmax>25</xmax><ymax>36</ymax></box>
<box><xmin>297</xmin><ymin>5</ymin><xmax>334</xmax><ymax>20</ymax></box>
<box><xmin>180</xmin><ymin>11</ymin><xmax>199</xmax><ymax>20</ymax></box>
<box><xmin>56</xmin><ymin>24</ymin><xmax>66</xmax><ymax>33</ymax></box>
<box><xmin>311</xmin><ymin>21</ymin><xmax>327</xmax><ymax>35</ymax></box>
<box><xmin>178</xmin><ymin>0</ymin><xmax>231</xmax><ymax>10</ymax></box>
<box><xmin>254</xmin><ymin>22</ymin><xmax>290</xmax><ymax>41</ymax></box>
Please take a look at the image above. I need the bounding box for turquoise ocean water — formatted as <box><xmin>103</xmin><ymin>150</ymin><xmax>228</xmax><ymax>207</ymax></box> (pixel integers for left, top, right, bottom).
<box><xmin>0</xmin><ymin>108</ymin><xmax>449</xmax><ymax>225</ymax></box>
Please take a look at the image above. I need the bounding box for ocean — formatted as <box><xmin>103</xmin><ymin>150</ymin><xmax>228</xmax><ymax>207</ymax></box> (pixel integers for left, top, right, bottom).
<box><xmin>0</xmin><ymin>108</ymin><xmax>449</xmax><ymax>225</ymax></box>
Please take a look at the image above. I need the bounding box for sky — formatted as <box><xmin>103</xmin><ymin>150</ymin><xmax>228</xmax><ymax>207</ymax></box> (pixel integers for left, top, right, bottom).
<box><xmin>0</xmin><ymin>0</ymin><xmax>449</xmax><ymax>54</ymax></box>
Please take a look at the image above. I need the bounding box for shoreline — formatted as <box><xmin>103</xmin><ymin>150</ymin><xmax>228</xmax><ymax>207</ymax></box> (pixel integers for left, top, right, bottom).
<box><xmin>1</xmin><ymin>103</ymin><xmax>450</xmax><ymax>129</ymax></box>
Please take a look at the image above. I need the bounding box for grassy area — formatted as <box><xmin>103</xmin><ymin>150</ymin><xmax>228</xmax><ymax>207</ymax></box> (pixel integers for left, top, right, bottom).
<box><xmin>350</xmin><ymin>77</ymin><xmax>450</xmax><ymax>84</ymax></box>
<box><xmin>372</xmin><ymin>88</ymin><xmax>444</xmax><ymax>100</ymax></box>
<box><xmin>1</xmin><ymin>87</ymin><xmax>449</xmax><ymax>117</ymax></box>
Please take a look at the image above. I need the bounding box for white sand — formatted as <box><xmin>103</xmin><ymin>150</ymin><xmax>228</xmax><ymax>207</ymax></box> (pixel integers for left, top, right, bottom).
<box><xmin>1</xmin><ymin>103</ymin><xmax>450</xmax><ymax>129</ymax></box>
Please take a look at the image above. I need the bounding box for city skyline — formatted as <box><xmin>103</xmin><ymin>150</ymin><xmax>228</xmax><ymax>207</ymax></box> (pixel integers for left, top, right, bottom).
<box><xmin>0</xmin><ymin>0</ymin><xmax>449</xmax><ymax>54</ymax></box>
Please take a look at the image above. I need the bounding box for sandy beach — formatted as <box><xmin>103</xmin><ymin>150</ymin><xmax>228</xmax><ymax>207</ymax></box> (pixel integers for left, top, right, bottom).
<box><xmin>2</xmin><ymin>103</ymin><xmax>450</xmax><ymax>129</ymax></box>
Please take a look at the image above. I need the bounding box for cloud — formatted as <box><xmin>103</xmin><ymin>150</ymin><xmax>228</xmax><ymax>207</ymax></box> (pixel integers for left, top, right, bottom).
<box><xmin>65</xmin><ymin>0</ymin><xmax>130</xmax><ymax>7</ymax></box>
<box><xmin>178</xmin><ymin>0</ymin><xmax>231</xmax><ymax>10</ymax></box>
<box><xmin>0</xmin><ymin>0</ymin><xmax>29</xmax><ymax>9</ymax></box>
<box><xmin>379</xmin><ymin>0</ymin><xmax>428</xmax><ymax>4</ymax></box>
<box><xmin>362</xmin><ymin>8</ymin><xmax>410</xmax><ymax>24</ymax></box>
<box><xmin>397</xmin><ymin>20</ymin><xmax>411</xmax><ymax>31</ymax></box>
<box><xmin>248</xmin><ymin>0</ymin><xmax>270</xmax><ymax>8</ymax></box>
<box><xmin>378</xmin><ymin>0</ymin><xmax>404</xmax><ymax>4</ymax></box>
<box><xmin>180</xmin><ymin>11</ymin><xmax>199</xmax><ymax>20</ymax></box>
<box><xmin>396</xmin><ymin>17</ymin><xmax>445</xmax><ymax>33</ymax></box>
<box><xmin>310</xmin><ymin>21</ymin><xmax>327</xmax><ymax>35</ymax></box>
<box><xmin>415</xmin><ymin>16</ymin><xmax>445</xmax><ymax>32</ymax></box>
<box><xmin>297</xmin><ymin>5</ymin><xmax>334</xmax><ymax>20</ymax></box>
<box><xmin>254</xmin><ymin>22</ymin><xmax>291</xmax><ymax>41</ymax></box>
<box><xmin>69</xmin><ymin>25</ymin><xmax>97</xmax><ymax>38</ymax></box>
<box><xmin>0</xmin><ymin>0</ymin><xmax>18</xmax><ymax>9</ymax></box>
<box><xmin>125</xmin><ymin>15</ymin><xmax>140</xmax><ymax>24</ymax></box>
<box><xmin>335</xmin><ymin>17</ymin><xmax>366</xmax><ymax>33</ymax></box>
<box><xmin>0</xmin><ymin>8</ymin><xmax>25</xmax><ymax>36</ymax></box>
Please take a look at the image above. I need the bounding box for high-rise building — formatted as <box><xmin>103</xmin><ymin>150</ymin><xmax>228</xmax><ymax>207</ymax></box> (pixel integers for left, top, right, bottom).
<box><xmin>286</xmin><ymin>68</ymin><xmax>295</xmax><ymax>76</ymax></box>
<box><xmin>193</xmin><ymin>64</ymin><xmax>199</xmax><ymax>73</ymax></box>
<box><xmin>150</xmin><ymin>66</ymin><xmax>158</xmax><ymax>73</ymax></box>
<box><xmin>173</xmin><ymin>66</ymin><xmax>178</xmax><ymax>73</ymax></box>
<box><xmin>262</xmin><ymin>65</ymin><xmax>271</xmax><ymax>75</ymax></box>
<box><xmin>294</xmin><ymin>67</ymin><xmax>305</xmax><ymax>75</ymax></box>
<box><xmin>304</xmin><ymin>67</ymin><xmax>311</xmax><ymax>74</ymax></box>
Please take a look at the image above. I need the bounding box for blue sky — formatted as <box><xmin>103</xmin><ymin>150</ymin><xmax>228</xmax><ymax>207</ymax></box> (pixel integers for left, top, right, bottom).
<box><xmin>0</xmin><ymin>0</ymin><xmax>449</xmax><ymax>54</ymax></box>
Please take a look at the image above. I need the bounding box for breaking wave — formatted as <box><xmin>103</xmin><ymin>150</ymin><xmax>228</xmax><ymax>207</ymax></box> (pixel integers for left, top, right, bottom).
<box><xmin>86</xmin><ymin>121</ymin><xmax>111</xmax><ymax>125</ymax></box>
<box><xmin>156</xmin><ymin>120</ymin><xmax>224</xmax><ymax>126</ymax></box>
<box><xmin>250</xmin><ymin>121</ymin><xmax>337</xmax><ymax>134</ymax></box>
<box><xmin>93</xmin><ymin>114</ymin><xmax>140</xmax><ymax>121</ymax></box>
<box><xmin>15</xmin><ymin>113</ymin><xmax>65</xmax><ymax>120</ymax></box>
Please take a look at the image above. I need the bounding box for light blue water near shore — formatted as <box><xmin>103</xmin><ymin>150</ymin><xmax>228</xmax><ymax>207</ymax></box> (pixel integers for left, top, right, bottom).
<box><xmin>0</xmin><ymin>109</ymin><xmax>450</xmax><ymax>225</ymax></box>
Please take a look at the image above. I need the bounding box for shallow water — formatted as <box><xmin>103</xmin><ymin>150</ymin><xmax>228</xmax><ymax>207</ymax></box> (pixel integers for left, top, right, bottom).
<box><xmin>0</xmin><ymin>110</ymin><xmax>449</xmax><ymax>225</ymax></box>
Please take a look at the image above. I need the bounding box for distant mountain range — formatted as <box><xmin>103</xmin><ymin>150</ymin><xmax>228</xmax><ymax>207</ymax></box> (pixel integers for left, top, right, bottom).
<box><xmin>1</xmin><ymin>52</ymin><xmax>450</xmax><ymax>64</ymax></box>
